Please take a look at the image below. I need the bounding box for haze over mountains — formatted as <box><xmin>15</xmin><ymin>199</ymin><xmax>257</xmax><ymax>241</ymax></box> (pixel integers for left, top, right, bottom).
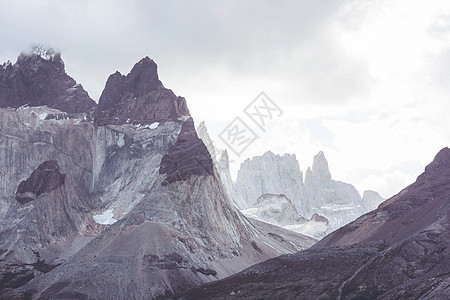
<box><xmin>0</xmin><ymin>46</ymin><xmax>447</xmax><ymax>299</ymax></box>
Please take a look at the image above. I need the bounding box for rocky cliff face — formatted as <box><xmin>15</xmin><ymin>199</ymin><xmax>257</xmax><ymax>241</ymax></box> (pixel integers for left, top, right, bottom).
<box><xmin>0</xmin><ymin>104</ymin><xmax>98</xmax><ymax>296</ymax></box>
<box><xmin>0</xmin><ymin>52</ymin><xmax>313</xmax><ymax>299</ymax></box>
<box><xmin>177</xmin><ymin>147</ymin><xmax>450</xmax><ymax>300</ymax></box>
<box><xmin>0</xmin><ymin>45</ymin><xmax>96</xmax><ymax>115</ymax></box>
<box><xmin>236</xmin><ymin>151</ymin><xmax>306</xmax><ymax>212</ymax></box>
<box><xmin>159</xmin><ymin>118</ymin><xmax>213</xmax><ymax>185</ymax></box>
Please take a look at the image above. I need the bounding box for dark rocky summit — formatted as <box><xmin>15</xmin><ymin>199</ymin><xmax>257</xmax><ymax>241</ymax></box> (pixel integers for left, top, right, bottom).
<box><xmin>159</xmin><ymin>118</ymin><xmax>213</xmax><ymax>185</ymax></box>
<box><xmin>177</xmin><ymin>148</ymin><xmax>450</xmax><ymax>299</ymax></box>
<box><xmin>95</xmin><ymin>56</ymin><xmax>189</xmax><ymax>126</ymax></box>
<box><xmin>15</xmin><ymin>160</ymin><xmax>66</xmax><ymax>204</ymax></box>
<box><xmin>0</xmin><ymin>45</ymin><xmax>96</xmax><ymax>115</ymax></box>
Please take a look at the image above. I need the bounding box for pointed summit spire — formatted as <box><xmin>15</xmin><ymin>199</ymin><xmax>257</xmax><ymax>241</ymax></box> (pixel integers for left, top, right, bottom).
<box><xmin>95</xmin><ymin>57</ymin><xmax>189</xmax><ymax>126</ymax></box>
<box><xmin>311</xmin><ymin>151</ymin><xmax>331</xmax><ymax>181</ymax></box>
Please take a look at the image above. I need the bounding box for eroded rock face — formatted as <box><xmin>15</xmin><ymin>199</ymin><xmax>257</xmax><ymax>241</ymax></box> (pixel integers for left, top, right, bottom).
<box><xmin>15</xmin><ymin>160</ymin><xmax>66</xmax><ymax>204</ymax></box>
<box><xmin>159</xmin><ymin>118</ymin><xmax>213</xmax><ymax>185</ymax></box>
<box><xmin>95</xmin><ymin>57</ymin><xmax>189</xmax><ymax>126</ymax></box>
<box><xmin>0</xmin><ymin>45</ymin><xmax>96</xmax><ymax>115</ymax></box>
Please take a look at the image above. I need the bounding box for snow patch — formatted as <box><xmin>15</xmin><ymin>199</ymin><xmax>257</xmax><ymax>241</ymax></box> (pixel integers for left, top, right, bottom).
<box><xmin>149</xmin><ymin>122</ymin><xmax>159</xmax><ymax>129</ymax></box>
<box><xmin>178</xmin><ymin>115</ymin><xmax>190</xmax><ymax>121</ymax></box>
<box><xmin>116</xmin><ymin>133</ymin><xmax>125</xmax><ymax>147</ymax></box>
<box><xmin>93</xmin><ymin>209</ymin><xmax>117</xmax><ymax>225</ymax></box>
<box><xmin>31</xmin><ymin>44</ymin><xmax>57</xmax><ymax>61</ymax></box>
<box><xmin>38</xmin><ymin>113</ymin><xmax>48</xmax><ymax>120</ymax></box>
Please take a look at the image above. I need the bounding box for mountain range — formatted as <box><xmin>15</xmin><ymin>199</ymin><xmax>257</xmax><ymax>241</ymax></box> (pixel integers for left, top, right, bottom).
<box><xmin>0</xmin><ymin>46</ymin><xmax>314</xmax><ymax>299</ymax></box>
<box><xmin>0</xmin><ymin>45</ymin><xmax>447</xmax><ymax>299</ymax></box>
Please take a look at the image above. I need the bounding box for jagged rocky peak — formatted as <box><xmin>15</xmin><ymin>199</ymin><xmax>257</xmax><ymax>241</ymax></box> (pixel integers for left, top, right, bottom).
<box><xmin>127</xmin><ymin>56</ymin><xmax>162</xmax><ymax>95</ymax></box>
<box><xmin>0</xmin><ymin>44</ymin><xmax>96</xmax><ymax>114</ymax></box>
<box><xmin>311</xmin><ymin>150</ymin><xmax>331</xmax><ymax>181</ymax></box>
<box><xmin>197</xmin><ymin>120</ymin><xmax>217</xmax><ymax>160</ymax></box>
<box><xmin>361</xmin><ymin>190</ymin><xmax>384</xmax><ymax>211</ymax></box>
<box><xmin>21</xmin><ymin>44</ymin><xmax>60</xmax><ymax>61</ymax></box>
<box><xmin>421</xmin><ymin>146</ymin><xmax>450</xmax><ymax>179</ymax></box>
<box><xmin>95</xmin><ymin>56</ymin><xmax>189</xmax><ymax>126</ymax></box>
<box><xmin>159</xmin><ymin>117</ymin><xmax>213</xmax><ymax>185</ymax></box>
<box><xmin>15</xmin><ymin>160</ymin><xmax>66</xmax><ymax>204</ymax></box>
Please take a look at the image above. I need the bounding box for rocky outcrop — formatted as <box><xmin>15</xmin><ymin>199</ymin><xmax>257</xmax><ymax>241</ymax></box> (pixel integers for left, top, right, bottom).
<box><xmin>361</xmin><ymin>190</ymin><xmax>384</xmax><ymax>211</ymax></box>
<box><xmin>15</xmin><ymin>160</ymin><xmax>66</xmax><ymax>204</ymax></box>
<box><xmin>310</xmin><ymin>151</ymin><xmax>331</xmax><ymax>181</ymax></box>
<box><xmin>0</xmin><ymin>45</ymin><xmax>96</xmax><ymax>115</ymax></box>
<box><xmin>159</xmin><ymin>118</ymin><xmax>213</xmax><ymax>185</ymax></box>
<box><xmin>177</xmin><ymin>148</ymin><xmax>450</xmax><ymax>300</ymax></box>
<box><xmin>94</xmin><ymin>56</ymin><xmax>189</xmax><ymax>126</ymax></box>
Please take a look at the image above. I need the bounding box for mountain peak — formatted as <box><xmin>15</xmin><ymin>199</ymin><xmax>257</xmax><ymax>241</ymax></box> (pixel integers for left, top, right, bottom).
<box><xmin>311</xmin><ymin>151</ymin><xmax>331</xmax><ymax>181</ymax></box>
<box><xmin>95</xmin><ymin>57</ymin><xmax>189</xmax><ymax>126</ymax></box>
<box><xmin>422</xmin><ymin>147</ymin><xmax>450</xmax><ymax>177</ymax></box>
<box><xmin>0</xmin><ymin>48</ymin><xmax>95</xmax><ymax>114</ymax></box>
<box><xmin>127</xmin><ymin>56</ymin><xmax>161</xmax><ymax>96</ymax></box>
<box><xmin>28</xmin><ymin>44</ymin><xmax>59</xmax><ymax>61</ymax></box>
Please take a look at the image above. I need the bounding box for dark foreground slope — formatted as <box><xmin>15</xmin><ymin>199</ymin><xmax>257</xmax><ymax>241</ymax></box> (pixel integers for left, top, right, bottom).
<box><xmin>177</xmin><ymin>148</ymin><xmax>450</xmax><ymax>299</ymax></box>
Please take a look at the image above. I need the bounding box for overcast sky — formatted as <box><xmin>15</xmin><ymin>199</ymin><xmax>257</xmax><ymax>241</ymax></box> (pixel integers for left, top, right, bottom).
<box><xmin>1</xmin><ymin>0</ymin><xmax>449</xmax><ymax>198</ymax></box>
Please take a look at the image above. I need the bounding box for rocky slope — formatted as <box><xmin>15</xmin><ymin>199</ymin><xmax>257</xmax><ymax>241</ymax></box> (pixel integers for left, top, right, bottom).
<box><xmin>177</xmin><ymin>147</ymin><xmax>450</xmax><ymax>299</ymax></box>
<box><xmin>0</xmin><ymin>50</ymin><xmax>314</xmax><ymax>299</ymax></box>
